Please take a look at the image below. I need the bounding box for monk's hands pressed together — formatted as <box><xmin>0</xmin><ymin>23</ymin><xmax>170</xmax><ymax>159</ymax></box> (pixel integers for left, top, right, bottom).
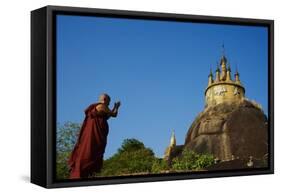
<box><xmin>114</xmin><ymin>101</ymin><xmax>121</xmax><ymax>109</ymax></box>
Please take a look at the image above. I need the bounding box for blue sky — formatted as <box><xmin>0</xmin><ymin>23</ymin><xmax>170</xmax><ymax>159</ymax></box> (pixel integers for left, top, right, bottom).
<box><xmin>56</xmin><ymin>15</ymin><xmax>268</xmax><ymax>159</ymax></box>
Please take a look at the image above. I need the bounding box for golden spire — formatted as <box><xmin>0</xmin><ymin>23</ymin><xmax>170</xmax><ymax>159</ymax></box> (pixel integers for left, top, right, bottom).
<box><xmin>208</xmin><ymin>66</ymin><xmax>213</xmax><ymax>86</ymax></box>
<box><xmin>220</xmin><ymin>44</ymin><xmax>227</xmax><ymax>80</ymax></box>
<box><xmin>215</xmin><ymin>64</ymin><xmax>220</xmax><ymax>82</ymax></box>
<box><xmin>205</xmin><ymin>47</ymin><xmax>246</xmax><ymax>108</ymax></box>
<box><xmin>226</xmin><ymin>63</ymin><xmax>232</xmax><ymax>81</ymax></box>
<box><xmin>222</xmin><ymin>42</ymin><xmax>225</xmax><ymax>56</ymax></box>
<box><xmin>235</xmin><ymin>65</ymin><xmax>240</xmax><ymax>83</ymax></box>
<box><xmin>170</xmin><ymin>130</ymin><xmax>176</xmax><ymax>147</ymax></box>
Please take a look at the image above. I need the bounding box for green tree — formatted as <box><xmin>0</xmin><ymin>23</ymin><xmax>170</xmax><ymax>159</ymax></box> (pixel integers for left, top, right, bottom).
<box><xmin>171</xmin><ymin>148</ymin><xmax>215</xmax><ymax>171</ymax></box>
<box><xmin>117</xmin><ymin>138</ymin><xmax>147</xmax><ymax>153</ymax></box>
<box><xmin>56</xmin><ymin>122</ymin><xmax>80</xmax><ymax>179</ymax></box>
<box><xmin>151</xmin><ymin>158</ymin><xmax>169</xmax><ymax>173</ymax></box>
<box><xmin>98</xmin><ymin>138</ymin><xmax>156</xmax><ymax>176</ymax></box>
<box><xmin>55</xmin><ymin>123</ymin><xmax>216</xmax><ymax>179</ymax></box>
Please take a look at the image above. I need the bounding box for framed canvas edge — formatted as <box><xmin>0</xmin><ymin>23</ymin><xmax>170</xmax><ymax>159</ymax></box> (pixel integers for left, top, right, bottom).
<box><xmin>31</xmin><ymin>6</ymin><xmax>48</xmax><ymax>187</ymax></box>
<box><xmin>31</xmin><ymin>5</ymin><xmax>274</xmax><ymax>188</ymax></box>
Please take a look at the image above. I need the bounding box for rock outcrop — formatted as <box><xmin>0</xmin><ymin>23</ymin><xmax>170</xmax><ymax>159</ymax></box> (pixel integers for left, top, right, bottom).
<box><xmin>184</xmin><ymin>99</ymin><xmax>268</xmax><ymax>162</ymax></box>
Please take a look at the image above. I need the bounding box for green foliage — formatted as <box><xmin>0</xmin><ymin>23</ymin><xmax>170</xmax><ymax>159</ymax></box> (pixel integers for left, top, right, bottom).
<box><xmin>56</xmin><ymin>122</ymin><xmax>80</xmax><ymax>180</ymax></box>
<box><xmin>171</xmin><ymin>149</ymin><xmax>215</xmax><ymax>171</ymax></box>
<box><xmin>117</xmin><ymin>138</ymin><xmax>146</xmax><ymax>153</ymax></box>
<box><xmin>98</xmin><ymin>138</ymin><xmax>156</xmax><ymax>176</ymax></box>
<box><xmin>56</xmin><ymin>151</ymin><xmax>71</xmax><ymax>179</ymax></box>
<box><xmin>55</xmin><ymin>122</ymin><xmax>216</xmax><ymax>179</ymax></box>
<box><xmin>56</xmin><ymin>122</ymin><xmax>81</xmax><ymax>152</ymax></box>
<box><xmin>151</xmin><ymin>158</ymin><xmax>169</xmax><ymax>173</ymax></box>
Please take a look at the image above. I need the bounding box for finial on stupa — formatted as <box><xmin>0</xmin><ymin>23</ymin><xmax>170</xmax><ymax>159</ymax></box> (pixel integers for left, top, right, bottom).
<box><xmin>220</xmin><ymin>43</ymin><xmax>227</xmax><ymax>66</ymax></box>
<box><xmin>216</xmin><ymin>63</ymin><xmax>220</xmax><ymax>72</ymax></box>
<box><xmin>234</xmin><ymin>65</ymin><xmax>240</xmax><ymax>83</ymax></box>
<box><xmin>226</xmin><ymin>62</ymin><xmax>232</xmax><ymax>81</ymax></box>
<box><xmin>215</xmin><ymin>63</ymin><xmax>220</xmax><ymax>82</ymax></box>
<box><xmin>205</xmin><ymin>48</ymin><xmax>246</xmax><ymax>107</ymax></box>
<box><xmin>227</xmin><ymin>62</ymin><xmax>231</xmax><ymax>72</ymax></box>
<box><xmin>209</xmin><ymin>66</ymin><xmax>213</xmax><ymax>77</ymax></box>
<box><xmin>170</xmin><ymin>130</ymin><xmax>176</xmax><ymax>147</ymax></box>
<box><xmin>208</xmin><ymin>66</ymin><xmax>214</xmax><ymax>85</ymax></box>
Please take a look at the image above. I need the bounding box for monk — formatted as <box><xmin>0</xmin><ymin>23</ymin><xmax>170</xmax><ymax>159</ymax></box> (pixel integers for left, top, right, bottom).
<box><xmin>68</xmin><ymin>94</ymin><xmax>121</xmax><ymax>179</ymax></box>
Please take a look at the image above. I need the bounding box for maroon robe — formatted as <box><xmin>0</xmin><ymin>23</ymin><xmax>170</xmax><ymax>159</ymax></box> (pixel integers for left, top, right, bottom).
<box><xmin>68</xmin><ymin>103</ymin><xmax>109</xmax><ymax>179</ymax></box>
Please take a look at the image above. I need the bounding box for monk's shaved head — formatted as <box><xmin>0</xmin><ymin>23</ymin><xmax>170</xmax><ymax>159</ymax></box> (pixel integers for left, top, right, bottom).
<box><xmin>99</xmin><ymin>93</ymin><xmax>111</xmax><ymax>105</ymax></box>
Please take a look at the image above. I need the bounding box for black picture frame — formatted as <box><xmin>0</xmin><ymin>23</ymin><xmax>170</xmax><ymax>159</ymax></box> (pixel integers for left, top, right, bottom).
<box><xmin>31</xmin><ymin>5</ymin><xmax>274</xmax><ymax>188</ymax></box>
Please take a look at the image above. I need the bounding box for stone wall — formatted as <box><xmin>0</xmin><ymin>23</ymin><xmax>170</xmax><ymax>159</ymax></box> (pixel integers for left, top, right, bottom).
<box><xmin>184</xmin><ymin>99</ymin><xmax>268</xmax><ymax>161</ymax></box>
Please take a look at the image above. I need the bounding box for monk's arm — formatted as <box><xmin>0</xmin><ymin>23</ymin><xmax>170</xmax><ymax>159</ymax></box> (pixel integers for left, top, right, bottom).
<box><xmin>110</xmin><ymin>105</ymin><xmax>118</xmax><ymax>117</ymax></box>
<box><xmin>96</xmin><ymin>104</ymin><xmax>119</xmax><ymax>118</ymax></box>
